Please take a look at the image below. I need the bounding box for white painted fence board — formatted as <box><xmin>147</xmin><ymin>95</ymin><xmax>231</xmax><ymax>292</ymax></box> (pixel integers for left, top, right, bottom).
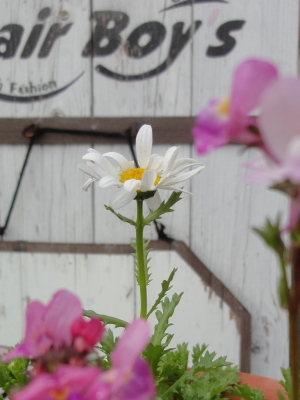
<box><xmin>146</xmin><ymin>250</ymin><xmax>241</xmax><ymax>367</ymax></box>
<box><xmin>0</xmin><ymin>252</ymin><xmax>135</xmax><ymax>346</ymax></box>
<box><xmin>0</xmin><ymin>250</ymin><xmax>242</xmax><ymax>368</ymax></box>
<box><xmin>190</xmin><ymin>146</ymin><xmax>289</xmax><ymax>379</ymax></box>
<box><xmin>0</xmin><ymin>144</ymin><xmax>94</xmax><ymax>243</ymax></box>
<box><xmin>192</xmin><ymin>0</ymin><xmax>299</xmax><ymax>114</ymax></box>
<box><xmin>0</xmin><ymin>0</ymin><xmax>92</xmax><ymax>117</ymax></box>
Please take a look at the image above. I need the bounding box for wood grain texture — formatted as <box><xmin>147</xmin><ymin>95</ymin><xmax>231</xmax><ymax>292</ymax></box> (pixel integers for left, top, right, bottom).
<box><xmin>0</xmin><ymin>0</ymin><xmax>91</xmax><ymax>117</ymax></box>
<box><xmin>190</xmin><ymin>145</ymin><xmax>289</xmax><ymax>379</ymax></box>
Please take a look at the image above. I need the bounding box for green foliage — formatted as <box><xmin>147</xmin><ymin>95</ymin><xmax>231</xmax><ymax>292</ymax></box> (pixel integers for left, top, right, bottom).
<box><xmin>97</xmin><ymin>329</ymin><xmax>118</xmax><ymax>369</ymax></box>
<box><xmin>192</xmin><ymin>344</ymin><xmax>209</xmax><ymax>364</ymax></box>
<box><xmin>0</xmin><ymin>356</ymin><xmax>29</xmax><ymax>396</ymax></box>
<box><xmin>147</xmin><ymin>268</ymin><xmax>177</xmax><ymax>318</ymax></box>
<box><xmin>145</xmin><ymin>293</ymin><xmax>183</xmax><ymax>377</ymax></box>
<box><xmin>253</xmin><ymin>216</ymin><xmax>286</xmax><ymax>257</ymax></box>
<box><xmin>158</xmin><ymin>343</ymin><xmax>189</xmax><ymax>382</ymax></box>
<box><xmin>226</xmin><ymin>383</ymin><xmax>264</xmax><ymax>400</ymax></box>
<box><xmin>104</xmin><ymin>205</ymin><xmax>136</xmax><ymax>227</ymax></box>
<box><xmin>132</xmin><ymin>239</ymin><xmax>152</xmax><ymax>286</ymax></box>
<box><xmin>144</xmin><ymin>192</ymin><xmax>182</xmax><ymax>225</ymax></box>
<box><xmin>180</xmin><ymin>367</ymin><xmax>240</xmax><ymax>400</ymax></box>
<box><xmin>83</xmin><ymin>310</ymin><xmax>128</xmax><ymax>328</ymax></box>
<box><xmin>271</xmin><ymin>180</ymin><xmax>298</xmax><ymax>198</ymax></box>
<box><xmin>278</xmin><ymin>367</ymin><xmax>293</xmax><ymax>400</ymax></box>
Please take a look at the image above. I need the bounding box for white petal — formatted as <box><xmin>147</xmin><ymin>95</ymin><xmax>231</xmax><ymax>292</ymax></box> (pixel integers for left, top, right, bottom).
<box><xmin>140</xmin><ymin>169</ymin><xmax>157</xmax><ymax>191</ymax></box>
<box><xmin>162</xmin><ymin>147</ymin><xmax>180</xmax><ymax>178</ymax></box>
<box><xmin>173</xmin><ymin>158</ymin><xmax>199</xmax><ymax>169</ymax></box>
<box><xmin>159</xmin><ymin>166</ymin><xmax>204</xmax><ymax>187</ymax></box>
<box><xmin>147</xmin><ymin>154</ymin><xmax>164</xmax><ymax>172</ymax></box>
<box><xmin>146</xmin><ymin>192</ymin><xmax>162</xmax><ymax>211</ymax></box>
<box><xmin>86</xmin><ymin>161</ymin><xmax>108</xmax><ymax>179</ymax></box>
<box><xmin>87</xmin><ymin>148</ymin><xmax>99</xmax><ymax>153</ymax></box>
<box><xmin>82</xmin><ymin>178</ymin><xmax>97</xmax><ymax>191</ymax></box>
<box><xmin>104</xmin><ymin>152</ymin><xmax>133</xmax><ymax>171</ymax></box>
<box><xmin>83</xmin><ymin>152</ymin><xmax>118</xmax><ymax>179</ymax></box>
<box><xmin>78</xmin><ymin>163</ymin><xmax>99</xmax><ymax>179</ymax></box>
<box><xmin>158</xmin><ymin>185</ymin><xmax>192</xmax><ymax>195</ymax></box>
<box><xmin>99</xmin><ymin>176</ymin><xmax>121</xmax><ymax>189</ymax></box>
<box><xmin>124</xmin><ymin>179</ymin><xmax>141</xmax><ymax>192</ymax></box>
<box><xmin>136</xmin><ymin>125</ymin><xmax>152</xmax><ymax>168</ymax></box>
<box><xmin>110</xmin><ymin>189</ymin><xmax>137</xmax><ymax>209</ymax></box>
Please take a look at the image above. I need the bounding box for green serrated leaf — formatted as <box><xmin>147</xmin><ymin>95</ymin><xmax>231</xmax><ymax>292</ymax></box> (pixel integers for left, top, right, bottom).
<box><xmin>143</xmin><ymin>191</ymin><xmax>182</xmax><ymax>225</ymax></box>
<box><xmin>104</xmin><ymin>205</ymin><xmax>136</xmax><ymax>227</ymax></box>
<box><xmin>158</xmin><ymin>343</ymin><xmax>189</xmax><ymax>381</ymax></box>
<box><xmin>147</xmin><ymin>268</ymin><xmax>177</xmax><ymax>318</ymax></box>
<box><xmin>132</xmin><ymin>240</ymin><xmax>152</xmax><ymax>286</ymax></box>
<box><xmin>0</xmin><ymin>356</ymin><xmax>29</xmax><ymax>395</ymax></box>
<box><xmin>192</xmin><ymin>343</ymin><xmax>209</xmax><ymax>364</ymax></box>
<box><xmin>227</xmin><ymin>383</ymin><xmax>264</xmax><ymax>400</ymax></box>
<box><xmin>193</xmin><ymin>350</ymin><xmax>231</xmax><ymax>372</ymax></box>
<box><xmin>253</xmin><ymin>216</ymin><xmax>286</xmax><ymax>256</ymax></box>
<box><xmin>151</xmin><ymin>293</ymin><xmax>183</xmax><ymax>348</ymax></box>
<box><xmin>279</xmin><ymin>367</ymin><xmax>293</xmax><ymax>400</ymax></box>
<box><xmin>83</xmin><ymin>310</ymin><xmax>128</xmax><ymax>328</ymax></box>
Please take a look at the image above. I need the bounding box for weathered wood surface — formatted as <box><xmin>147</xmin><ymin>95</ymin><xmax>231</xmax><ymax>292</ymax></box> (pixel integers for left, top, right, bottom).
<box><xmin>0</xmin><ymin>0</ymin><xmax>297</xmax><ymax>118</ymax></box>
<box><xmin>0</xmin><ymin>143</ymin><xmax>289</xmax><ymax>378</ymax></box>
<box><xmin>0</xmin><ymin>249</ymin><xmax>241</xmax><ymax>368</ymax></box>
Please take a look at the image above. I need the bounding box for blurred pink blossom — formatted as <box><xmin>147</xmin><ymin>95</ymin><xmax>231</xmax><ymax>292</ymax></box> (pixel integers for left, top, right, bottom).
<box><xmin>192</xmin><ymin>58</ymin><xmax>278</xmax><ymax>154</ymax></box>
<box><xmin>13</xmin><ymin>365</ymin><xmax>106</xmax><ymax>400</ymax></box>
<box><xmin>247</xmin><ymin>77</ymin><xmax>300</xmax><ymax>229</ymax></box>
<box><xmin>102</xmin><ymin>318</ymin><xmax>156</xmax><ymax>400</ymax></box>
<box><xmin>71</xmin><ymin>316</ymin><xmax>104</xmax><ymax>353</ymax></box>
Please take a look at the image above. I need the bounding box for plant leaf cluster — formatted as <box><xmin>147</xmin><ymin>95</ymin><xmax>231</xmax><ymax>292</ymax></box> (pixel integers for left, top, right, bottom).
<box><xmin>0</xmin><ymin>356</ymin><xmax>29</xmax><ymax>398</ymax></box>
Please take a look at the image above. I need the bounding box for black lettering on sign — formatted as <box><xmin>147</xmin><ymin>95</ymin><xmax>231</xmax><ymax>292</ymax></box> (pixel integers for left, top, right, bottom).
<box><xmin>0</xmin><ymin>24</ymin><xmax>23</xmax><ymax>58</ymax></box>
<box><xmin>125</xmin><ymin>21</ymin><xmax>166</xmax><ymax>58</ymax></box>
<box><xmin>96</xmin><ymin>20</ymin><xmax>201</xmax><ymax>81</ymax></box>
<box><xmin>82</xmin><ymin>11</ymin><xmax>129</xmax><ymax>57</ymax></box>
<box><xmin>38</xmin><ymin>23</ymin><xmax>73</xmax><ymax>58</ymax></box>
<box><xmin>206</xmin><ymin>20</ymin><xmax>245</xmax><ymax>57</ymax></box>
<box><xmin>21</xmin><ymin>8</ymin><xmax>52</xmax><ymax>58</ymax></box>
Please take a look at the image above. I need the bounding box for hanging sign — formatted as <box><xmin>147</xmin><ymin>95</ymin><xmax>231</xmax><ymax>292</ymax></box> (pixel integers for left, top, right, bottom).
<box><xmin>0</xmin><ymin>0</ymin><xmax>298</xmax><ymax>118</ymax></box>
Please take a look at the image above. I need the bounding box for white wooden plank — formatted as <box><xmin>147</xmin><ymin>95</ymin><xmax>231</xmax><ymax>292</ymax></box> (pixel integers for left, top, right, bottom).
<box><xmin>145</xmin><ymin>250</ymin><xmax>241</xmax><ymax>367</ymax></box>
<box><xmin>0</xmin><ymin>252</ymin><xmax>23</xmax><ymax>346</ymax></box>
<box><xmin>190</xmin><ymin>145</ymin><xmax>289</xmax><ymax>379</ymax></box>
<box><xmin>1</xmin><ymin>144</ymin><xmax>94</xmax><ymax>243</ymax></box>
<box><xmin>192</xmin><ymin>0</ymin><xmax>299</xmax><ymax>114</ymax></box>
<box><xmin>0</xmin><ymin>0</ymin><xmax>91</xmax><ymax>117</ymax></box>
<box><xmin>92</xmin><ymin>0</ymin><xmax>171</xmax><ymax>117</ymax></box>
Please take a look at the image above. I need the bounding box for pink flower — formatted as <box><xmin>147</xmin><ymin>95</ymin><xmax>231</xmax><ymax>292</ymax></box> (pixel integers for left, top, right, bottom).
<box><xmin>5</xmin><ymin>290</ymin><xmax>83</xmax><ymax>361</ymax></box>
<box><xmin>102</xmin><ymin>319</ymin><xmax>156</xmax><ymax>400</ymax></box>
<box><xmin>71</xmin><ymin>316</ymin><xmax>104</xmax><ymax>353</ymax></box>
<box><xmin>247</xmin><ymin>77</ymin><xmax>300</xmax><ymax>230</ymax></box>
<box><xmin>12</xmin><ymin>365</ymin><xmax>107</xmax><ymax>400</ymax></box>
<box><xmin>192</xmin><ymin>58</ymin><xmax>278</xmax><ymax>154</ymax></box>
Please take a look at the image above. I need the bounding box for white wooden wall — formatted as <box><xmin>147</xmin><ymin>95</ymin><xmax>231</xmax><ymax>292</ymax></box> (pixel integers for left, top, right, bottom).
<box><xmin>0</xmin><ymin>143</ymin><xmax>289</xmax><ymax>379</ymax></box>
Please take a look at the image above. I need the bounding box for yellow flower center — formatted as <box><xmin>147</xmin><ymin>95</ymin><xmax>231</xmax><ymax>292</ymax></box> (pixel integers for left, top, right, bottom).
<box><xmin>217</xmin><ymin>98</ymin><xmax>230</xmax><ymax>116</ymax></box>
<box><xmin>50</xmin><ymin>387</ymin><xmax>69</xmax><ymax>400</ymax></box>
<box><xmin>120</xmin><ymin>168</ymin><xmax>160</xmax><ymax>186</ymax></box>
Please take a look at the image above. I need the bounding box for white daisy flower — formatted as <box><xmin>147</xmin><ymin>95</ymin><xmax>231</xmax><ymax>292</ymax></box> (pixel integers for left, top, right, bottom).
<box><xmin>78</xmin><ymin>124</ymin><xmax>204</xmax><ymax>210</ymax></box>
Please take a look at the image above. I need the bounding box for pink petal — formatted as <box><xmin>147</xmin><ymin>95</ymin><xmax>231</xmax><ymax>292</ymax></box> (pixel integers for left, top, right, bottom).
<box><xmin>230</xmin><ymin>58</ymin><xmax>278</xmax><ymax>116</ymax></box>
<box><xmin>192</xmin><ymin>99</ymin><xmax>230</xmax><ymax>155</ymax></box>
<box><xmin>259</xmin><ymin>77</ymin><xmax>300</xmax><ymax>162</ymax></box>
<box><xmin>44</xmin><ymin>290</ymin><xmax>83</xmax><ymax>348</ymax></box>
<box><xmin>111</xmin><ymin>319</ymin><xmax>150</xmax><ymax>369</ymax></box>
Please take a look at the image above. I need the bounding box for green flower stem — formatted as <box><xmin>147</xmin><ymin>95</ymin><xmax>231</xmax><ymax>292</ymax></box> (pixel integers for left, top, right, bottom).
<box><xmin>136</xmin><ymin>199</ymin><xmax>147</xmax><ymax>318</ymax></box>
<box><xmin>289</xmin><ymin>241</ymin><xmax>300</xmax><ymax>400</ymax></box>
<box><xmin>84</xmin><ymin>310</ymin><xmax>128</xmax><ymax>328</ymax></box>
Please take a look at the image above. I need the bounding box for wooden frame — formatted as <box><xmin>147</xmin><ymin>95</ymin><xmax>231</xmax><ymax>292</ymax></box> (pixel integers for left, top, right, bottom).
<box><xmin>0</xmin><ymin>239</ymin><xmax>251</xmax><ymax>372</ymax></box>
<box><xmin>0</xmin><ymin>118</ymin><xmax>194</xmax><ymax>144</ymax></box>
